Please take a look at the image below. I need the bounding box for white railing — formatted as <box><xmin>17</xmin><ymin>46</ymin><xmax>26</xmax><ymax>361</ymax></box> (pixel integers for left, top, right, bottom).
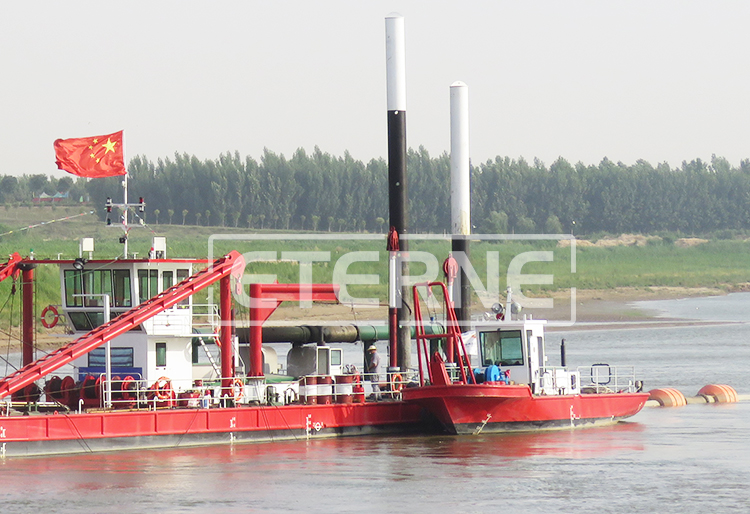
<box><xmin>191</xmin><ymin>303</ymin><xmax>220</xmax><ymax>332</ymax></box>
<box><xmin>577</xmin><ymin>364</ymin><xmax>641</xmax><ymax>394</ymax></box>
<box><xmin>38</xmin><ymin>366</ymin><xmax>421</xmax><ymax>413</ymax></box>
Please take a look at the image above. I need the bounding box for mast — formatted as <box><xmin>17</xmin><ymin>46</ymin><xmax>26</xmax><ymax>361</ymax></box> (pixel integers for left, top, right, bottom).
<box><xmin>450</xmin><ymin>81</ymin><xmax>471</xmax><ymax>332</ymax></box>
<box><xmin>122</xmin><ymin>171</ymin><xmax>128</xmax><ymax>258</ymax></box>
<box><xmin>385</xmin><ymin>13</ymin><xmax>410</xmax><ymax>371</ymax></box>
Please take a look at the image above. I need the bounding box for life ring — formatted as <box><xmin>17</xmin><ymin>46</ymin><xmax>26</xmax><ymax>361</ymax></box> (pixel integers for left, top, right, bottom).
<box><xmin>390</xmin><ymin>373</ymin><xmax>404</xmax><ymax>392</ymax></box>
<box><xmin>153</xmin><ymin>376</ymin><xmax>173</xmax><ymax>400</ymax></box>
<box><xmin>41</xmin><ymin>305</ymin><xmax>59</xmax><ymax>328</ymax></box>
<box><xmin>232</xmin><ymin>377</ymin><xmax>244</xmax><ymax>401</ymax></box>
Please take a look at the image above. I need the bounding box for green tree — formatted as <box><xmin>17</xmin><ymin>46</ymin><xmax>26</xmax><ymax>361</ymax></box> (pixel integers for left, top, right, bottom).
<box><xmin>481</xmin><ymin>211</ymin><xmax>508</xmax><ymax>234</ymax></box>
<box><xmin>544</xmin><ymin>215</ymin><xmax>563</xmax><ymax>234</ymax></box>
<box><xmin>515</xmin><ymin>216</ymin><xmax>536</xmax><ymax>234</ymax></box>
<box><xmin>56</xmin><ymin>176</ymin><xmax>74</xmax><ymax>193</ymax></box>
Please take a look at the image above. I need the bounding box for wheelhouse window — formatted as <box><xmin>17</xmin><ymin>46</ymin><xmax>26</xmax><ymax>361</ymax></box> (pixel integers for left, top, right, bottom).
<box><xmin>64</xmin><ymin>267</ymin><xmax>136</xmax><ymax>331</ymax></box>
<box><xmin>176</xmin><ymin>269</ymin><xmax>189</xmax><ymax>307</ymax></box>
<box><xmin>163</xmin><ymin>270</ymin><xmax>174</xmax><ymax>291</ymax></box>
<box><xmin>64</xmin><ymin>270</ymin><xmax>83</xmax><ymax>307</ymax></box>
<box><xmin>479</xmin><ymin>329</ymin><xmax>524</xmax><ymax>367</ymax></box>
<box><xmin>64</xmin><ymin>269</ymin><xmax>113</xmax><ymax>307</ymax></box>
<box><xmin>138</xmin><ymin>269</ymin><xmax>159</xmax><ymax>304</ymax></box>
<box><xmin>113</xmin><ymin>269</ymin><xmax>132</xmax><ymax>308</ymax></box>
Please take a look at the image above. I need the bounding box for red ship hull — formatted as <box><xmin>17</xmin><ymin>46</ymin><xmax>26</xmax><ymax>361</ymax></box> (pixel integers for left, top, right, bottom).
<box><xmin>0</xmin><ymin>402</ymin><xmax>422</xmax><ymax>457</ymax></box>
<box><xmin>403</xmin><ymin>384</ymin><xmax>649</xmax><ymax>435</ymax></box>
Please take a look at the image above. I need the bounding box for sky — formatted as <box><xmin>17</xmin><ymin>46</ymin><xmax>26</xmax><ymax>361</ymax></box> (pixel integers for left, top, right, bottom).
<box><xmin>1</xmin><ymin>1</ymin><xmax>749</xmax><ymax>178</ymax></box>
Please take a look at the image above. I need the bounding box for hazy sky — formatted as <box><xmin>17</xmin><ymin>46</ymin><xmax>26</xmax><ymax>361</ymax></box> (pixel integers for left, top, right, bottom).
<box><xmin>1</xmin><ymin>1</ymin><xmax>748</xmax><ymax>178</ymax></box>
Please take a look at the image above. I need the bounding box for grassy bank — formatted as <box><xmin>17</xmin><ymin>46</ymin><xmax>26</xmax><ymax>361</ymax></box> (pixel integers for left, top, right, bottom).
<box><xmin>1</xmin><ymin>205</ymin><xmax>750</xmax><ymax>331</ymax></box>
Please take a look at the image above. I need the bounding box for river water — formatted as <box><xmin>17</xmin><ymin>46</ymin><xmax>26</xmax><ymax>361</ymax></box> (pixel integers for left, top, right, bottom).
<box><xmin>2</xmin><ymin>294</ymin><xmax>749</xmax><ymax>513</ymax></box>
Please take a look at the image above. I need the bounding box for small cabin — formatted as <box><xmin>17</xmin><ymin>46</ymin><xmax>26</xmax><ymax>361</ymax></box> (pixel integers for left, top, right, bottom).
<box><xmin>471</xmin><ymin>318</ymin><xmax>579</xmax><ymax>396</ymax></box>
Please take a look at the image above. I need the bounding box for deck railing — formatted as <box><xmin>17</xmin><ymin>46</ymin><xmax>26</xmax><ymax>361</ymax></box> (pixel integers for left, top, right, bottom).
<box><xmin>577</xmin><ymin>364</ymin><xmax>642</xmax><ymax>394</ymax></box>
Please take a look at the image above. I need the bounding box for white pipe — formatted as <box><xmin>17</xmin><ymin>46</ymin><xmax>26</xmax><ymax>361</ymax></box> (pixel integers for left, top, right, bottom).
<box><xmin>103</xmin><ymin>295</ymin><xmax>112</xmax><ymax>409</ymax></box>
<box><xmin>385</xmin><ymin>13</ymin><xmax>406</xmax><ymax>112</ymax></box>
<box><xmin>122</xmin><ymin>173</ymin><xmax>128</xmax><ymax>258</ymax></box>
<box><xmin>450</xmin><ymin>81</ymin><xmax>470</xmax><ymax>236</ymax></box>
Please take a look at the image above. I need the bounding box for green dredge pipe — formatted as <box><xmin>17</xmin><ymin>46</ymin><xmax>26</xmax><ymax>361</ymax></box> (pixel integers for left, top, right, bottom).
<box><xmin>237</xmin><ymin>324</ymin><xmax>445</xmax><ymax>344</ymax></box>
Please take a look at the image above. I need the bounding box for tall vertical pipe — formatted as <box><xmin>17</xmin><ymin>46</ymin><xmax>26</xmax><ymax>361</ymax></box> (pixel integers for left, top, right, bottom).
<box><xmin>220</xmin><ymin>275</ymin><xmax>234</xmax><ymax>396</ymax></box>
<box><xmin>248</xmin><ymin>282</ymin><xmax>264</xmax><ymax>377</ymax></box>
<box><xmin>386</xmin><ymin>13</ymin><xmax>410</xmax><ymax>370</ymax></box>
<box><xmin>21</xmin><ymin>265</ymin><xmax>35</xmax><ymax>366</ymax></box>
<box><xmin>450</xmin><ymin>81</ymin><xmax>471</xmax><ymax>332</ymax></box>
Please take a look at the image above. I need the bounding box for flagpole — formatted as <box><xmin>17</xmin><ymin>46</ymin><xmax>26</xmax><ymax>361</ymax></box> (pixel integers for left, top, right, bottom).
<box><xmin>122</xmin><ymin>141</ymin><xmax>128</xmax><ymax>259</ymax></box>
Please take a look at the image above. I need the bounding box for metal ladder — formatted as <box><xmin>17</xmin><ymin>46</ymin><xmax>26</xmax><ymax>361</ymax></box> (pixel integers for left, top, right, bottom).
<box><xmin>197</xmin><ymin>335</ymin><xmax>221</xmax><ymax>377</ymax></box>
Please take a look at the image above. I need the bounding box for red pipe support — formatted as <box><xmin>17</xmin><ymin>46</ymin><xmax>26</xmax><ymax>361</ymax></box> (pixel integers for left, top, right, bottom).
<box><xmin>21</xmin><ymin>267</ymin><xmax>34</xmax><ymax>367</ymax></box>
<box><xmin>220</xmin><ymin>275</ymin><xmax>234</xmax><ymax>395</ymax></box>
<box><xmin>247</xmin><ymin>283</ymin><xmax>340</xmax><ymax>377</ymax></box>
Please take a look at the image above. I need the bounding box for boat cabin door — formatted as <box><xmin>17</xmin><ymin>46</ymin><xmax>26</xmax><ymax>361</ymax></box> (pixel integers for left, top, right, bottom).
<box><xmin>315</xmin><ymin>346</ymin><xmax>343</xmax><ymax>376</ymax></box>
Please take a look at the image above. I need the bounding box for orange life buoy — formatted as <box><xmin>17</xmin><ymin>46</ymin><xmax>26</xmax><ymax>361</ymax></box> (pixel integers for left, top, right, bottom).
<box><xmin>41</xmin><ymin>305</ymin><xmax>59</xmax><ymax>329</ymax></box>
<box><xmin>390</xmin><ymin>373</ymin><xmax>404</xmax><ymax>392</ymax></box>
<box><xmin>233</xmin><ymin>377</ymin><xmax>244</xmax><ymax>401</ymax></box>
<box><xmin>153</xmin><ymin>377</ymin><xmax>173</xmax><ymax>400</ymax></box>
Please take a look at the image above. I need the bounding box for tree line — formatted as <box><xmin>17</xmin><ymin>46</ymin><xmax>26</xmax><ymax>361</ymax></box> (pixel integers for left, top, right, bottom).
<box><xmin>2</xmin><ymin>148</ymin><xmax>750</xmax><ymax>236</ymax></box>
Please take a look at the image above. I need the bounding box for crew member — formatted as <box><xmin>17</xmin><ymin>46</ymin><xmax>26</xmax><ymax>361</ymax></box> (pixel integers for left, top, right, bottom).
<box><xmin>365</xmin><ymin>344</ymin><xmax>381</xmax><ymax>399</ymax></box>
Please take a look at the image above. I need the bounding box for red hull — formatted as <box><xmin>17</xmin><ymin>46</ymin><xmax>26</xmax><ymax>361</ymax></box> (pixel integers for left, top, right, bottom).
<box><xmin>0</xmin><ymin>402</ymin><xmax>422</xmax><ymax>457</ymax></box>
<box><xmin>402</xmin><ymin>384</ymin><xmax>649</xmax><ymax>434</ymax></box>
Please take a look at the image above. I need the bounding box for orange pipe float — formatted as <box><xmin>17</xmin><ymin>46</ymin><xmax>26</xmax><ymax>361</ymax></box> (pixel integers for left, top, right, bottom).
<box><xmin>697</xmin><ymin>384</ymin><xmax>738</xmax><ymax>403</ymax></box>
<box><xmin>648</xmin><ymin>388</ymin><xmax>687</xmax><ymax>407</ymax></box>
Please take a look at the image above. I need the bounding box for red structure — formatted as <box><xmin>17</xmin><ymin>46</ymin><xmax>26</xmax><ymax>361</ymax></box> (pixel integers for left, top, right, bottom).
<box><xmin>247</xmin><ymin>283</ymin><xmax>339</xmax><ymax>377</ymax></box>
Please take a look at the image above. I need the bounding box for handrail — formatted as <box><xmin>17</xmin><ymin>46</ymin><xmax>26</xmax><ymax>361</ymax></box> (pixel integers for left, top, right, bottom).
<box><xmin>577</xmin><ymin>365</ymin><xmax>639</xmax><ymax>393</ymax></box>
<box><xmin>412</xmin><ymin>281</ymin><xmax>475</xmax><ymax>387</ymax></box>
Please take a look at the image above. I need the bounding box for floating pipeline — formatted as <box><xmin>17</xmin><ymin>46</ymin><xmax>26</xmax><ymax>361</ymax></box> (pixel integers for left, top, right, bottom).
<box><xmin>646</xmin><ymin>384</ymin><xmax>749</xmax><ymax>407</ymax></box>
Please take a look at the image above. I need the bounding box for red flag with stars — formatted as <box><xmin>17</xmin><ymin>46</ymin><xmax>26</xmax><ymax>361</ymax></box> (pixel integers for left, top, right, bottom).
<box><xmin>54</xmin><ymin>130</ymin><xmax>126</xmax><ymax>178</ymax></box>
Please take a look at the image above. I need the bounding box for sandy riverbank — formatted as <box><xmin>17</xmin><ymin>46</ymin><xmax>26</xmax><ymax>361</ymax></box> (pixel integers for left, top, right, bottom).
<box><xmin>19</xmin><ymin>286</ymin><xmax>730</xmax><ymax>352</ymax></box>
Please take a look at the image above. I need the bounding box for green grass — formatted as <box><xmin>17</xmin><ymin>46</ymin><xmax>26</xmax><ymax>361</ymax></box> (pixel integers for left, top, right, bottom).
<box><xmin>2</xmin><ymin>205</ymin><xmax>750</xmax><ymax>331</ymax></box>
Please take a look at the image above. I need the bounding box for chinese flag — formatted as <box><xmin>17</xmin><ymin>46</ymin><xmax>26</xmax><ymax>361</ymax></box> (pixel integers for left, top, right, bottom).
<box><xmin>54</xmin><ymin>130</ymin><xmax>126</xmax><ymax>178</ymax></box>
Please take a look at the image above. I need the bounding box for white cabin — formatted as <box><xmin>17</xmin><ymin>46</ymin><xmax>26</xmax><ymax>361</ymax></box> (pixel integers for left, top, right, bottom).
<box><xmin>470</xmin><ymin>318</ymin><xmax>580</xmax><ymax>396</ymax></box>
